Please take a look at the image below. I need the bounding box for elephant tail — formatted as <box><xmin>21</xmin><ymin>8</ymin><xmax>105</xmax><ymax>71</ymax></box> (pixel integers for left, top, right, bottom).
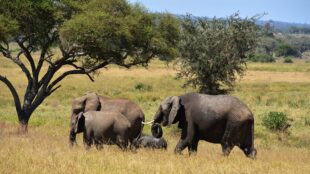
<box><xmin>69</xmin><ymin>130</ymin><xmax>76</xmax><ymax>146</ymax></box>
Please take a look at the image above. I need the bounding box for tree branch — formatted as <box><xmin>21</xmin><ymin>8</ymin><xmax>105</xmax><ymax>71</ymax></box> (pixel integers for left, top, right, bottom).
<box><xmin>0</xmin><ymin>75</ymin><xmax>23</xmax><ymax>118</ymax></box>
<box><xmin>47</xmin><ymin>61</ymin><xmax>109</xmax><ymax>92</ymax></box>
<box><xmin>16</xmin><ymin>40</ymin><xmax>36</xmax><ymax>76</ymax></box>
<box><xmin>117</xmin><ymin>53</ymin><xmax>154</xmax><ymax>68</ymax></box>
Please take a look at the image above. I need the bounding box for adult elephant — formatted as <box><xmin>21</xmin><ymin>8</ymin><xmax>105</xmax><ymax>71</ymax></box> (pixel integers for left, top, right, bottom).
<box><xmin>69</xmin><ymin>92</ymin><xmax>144</xmax><ymax>146</ymax></box>
<box><xmin>150</xmin><ymin>92</ymin><xmax>257</xmax><ymax>159</ymax></box>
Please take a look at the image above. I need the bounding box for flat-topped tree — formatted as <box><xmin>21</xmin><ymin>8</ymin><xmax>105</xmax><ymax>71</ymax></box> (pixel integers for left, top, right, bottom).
<box><xmin>0</xmin><ymin>0</ymin><xmax>180</xmax><ymax>133</ymax></box>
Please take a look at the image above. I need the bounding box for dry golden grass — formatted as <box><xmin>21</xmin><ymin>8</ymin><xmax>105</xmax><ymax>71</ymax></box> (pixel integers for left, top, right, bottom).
<box><xmin>1</xmin><ymin>122</ymin><xmax>310</xmax><ymax>174</ymax></box>
<box><xmin>1</xmin><ymin>58</ymin><xmax>310</xmax><ymax>174</ymax></box>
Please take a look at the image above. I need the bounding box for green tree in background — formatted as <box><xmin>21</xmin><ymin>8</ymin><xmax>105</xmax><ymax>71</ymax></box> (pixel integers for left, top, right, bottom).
<box><xmin>0</xmin><ymin>0</ymin><xmax>179</xmax><ymax>133</ymax></box>
<box><xmin>178</xmin><ymin>13</ymin><xmax>259</xmax><ymax>94</ymax></box>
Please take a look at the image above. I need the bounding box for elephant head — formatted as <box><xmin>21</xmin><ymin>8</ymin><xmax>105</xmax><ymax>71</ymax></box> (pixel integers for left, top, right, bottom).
<box><xmin>69</xmin><ymin>92</ymin><xmax>100</xmax><ymax>145</ymax></box>
<box><xmin>151</xmin><ymin>96</ymin><xmax>181</xmax><ymax>138</ymax></box>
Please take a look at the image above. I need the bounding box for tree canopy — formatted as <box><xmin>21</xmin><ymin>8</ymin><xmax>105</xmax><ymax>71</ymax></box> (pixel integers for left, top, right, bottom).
<box><xmin>0</xmin><ymin>0</ymin><xmax>180</xmax><ymax>132</ymax></box>
<box><xmin>177</xmin><ymin>13</ymin><xmax>259</xmax><ymax>94</ymax></box>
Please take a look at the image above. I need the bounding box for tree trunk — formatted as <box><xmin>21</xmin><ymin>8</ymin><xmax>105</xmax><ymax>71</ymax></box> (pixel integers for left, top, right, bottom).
<box><xmin>18</xmin><ymin>121</ymin><xmax>28</xmax><ymax>134</ymax></box>
<box><xmin>17</xmin><ymin>112</ymin><xmax>30</xmax><ymax>134</ymax></box>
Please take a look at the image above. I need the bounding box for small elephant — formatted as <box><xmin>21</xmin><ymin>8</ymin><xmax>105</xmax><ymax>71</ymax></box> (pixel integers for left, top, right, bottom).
<box><xmin>74</xmin><ymin>111</ymin><xmax>131</xmax><ymax>150</ymax></box>
<box><xmin>133</xmin><ymin>135</ymin><xmax>168</xmax><ymax>149</ymax></box>
<box><xmin>150</xmin><ymin>92</ymin><xmax>257</xmax><ymax>159</ymax></box>
<box><xmin>69</xmin><ymin>92</ymin><xmax>144</xmax><ymax>146</ymax></box>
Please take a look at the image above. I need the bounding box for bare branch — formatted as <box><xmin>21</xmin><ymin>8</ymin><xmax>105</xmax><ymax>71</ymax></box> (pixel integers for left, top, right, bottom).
<box><xmin>0</xmin><ymin>75</ymin><xmax>23</xmax><ymax>118</ymax></box>
<box><xmin>2</xmin><ymin>53</ymin><xmax>33</xmax><ymax>81</ymax></box>
<box><xmin>48</xmin><ymin>85</ymin><xmax>61</xmax><ymax>96</ymax></box>
<box><xmin>117</xmin><ymin>53</ymin><xmax>154</xmax><ymax>68</ymax></box>
<box><xmin>16</xmin><ymin>40</ymin><xmax>36</xmax><ymax>75</ymax></box>
<box><xmin>47</xmin><ymin>61</ymin><xmax>109</xmax><ymax>91</ymax></box>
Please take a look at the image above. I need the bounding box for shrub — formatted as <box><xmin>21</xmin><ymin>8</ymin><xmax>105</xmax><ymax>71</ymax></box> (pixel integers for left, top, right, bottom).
<box><xmin>134</xmin><ymin>82</ymin><xmax>152</xmax><ymax>92</ymax></box>
<box><xmin>262</xmin><ymin>111</ymin><xmax>291</xmax><ymax>131</ymax></box>
<box><xmin>275</xmin><ymin>44</ymin><xmax>301</xmax><ymax>57</ymax></box>
<box><xmin>305</xmin><ymin>117</ymin><xmax>310</xmax><ymax>126</ymax></box>
<box><xmin>283</xmin><ymin>57</ymin><xmax>294</xmax><ymax>63</ymax></box>
<box><xmin>248</xmin><ymin>54</ymin><xmax>275</xmax><ymax>63</ymax></box>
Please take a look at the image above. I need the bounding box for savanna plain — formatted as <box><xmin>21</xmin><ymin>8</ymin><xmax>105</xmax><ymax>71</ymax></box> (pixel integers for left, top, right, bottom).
<box><xmin>1</xmin><ymin>55</ymin><xmax>310</xmax><ymax>174</ymax></box>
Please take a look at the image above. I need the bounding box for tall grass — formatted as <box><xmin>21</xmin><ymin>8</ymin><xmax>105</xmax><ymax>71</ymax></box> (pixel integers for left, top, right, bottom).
<box><xmin>1</xmin><ymin>57</ymin><xmax>310</xmax><ymax>173</ymax></box>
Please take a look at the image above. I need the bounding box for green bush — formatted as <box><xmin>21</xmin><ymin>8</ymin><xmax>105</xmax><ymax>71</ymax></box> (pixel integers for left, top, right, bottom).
<box><xmin>248</xmin><ymin>54</ymin><xmax>275</xmax><ymax>63</ymax></box>
<box><xmin>134</xmin><ymin>82</ymin><xmax>152</xmax><ymax>92</ymax></box>
<box><xmin>305</xmin><ymin>117</ymin><xmax>310</xmax><ymax>126</ymax></box>
<box><xmin>275</xmin><ymin>44</ymin><xmax>301</xmax><ymax>57</ymax></box>
<box><xmin>283</xmin><ymin>57</ymin><xmax>294</xmax><ymax>63</ymax></box>
<box><xmin>262</xmin><ymin>111</ymin><xmax>291</xmax><ymax>131</ymax></box>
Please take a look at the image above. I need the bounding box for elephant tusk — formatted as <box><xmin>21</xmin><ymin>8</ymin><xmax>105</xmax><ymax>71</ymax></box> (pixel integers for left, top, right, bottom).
<box><xmin>142</xmin><ymin>120</ymin><xmax>154</xmax><ymax>125</ymax></box>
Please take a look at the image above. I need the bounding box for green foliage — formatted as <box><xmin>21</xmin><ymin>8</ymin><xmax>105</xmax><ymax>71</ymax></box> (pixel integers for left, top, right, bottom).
<box><xmin>134</xmin><ymin>82</ymin><xmax>152</xmax><ymax>92</ymax></box>
<box><xmin>248</xmin><ymin>54</ymin><xmax>275</xmax><ymax>63</ymax></box>
<box><xmin>178</xmin><ymin>13</ymin><xmax>259</xmax><ymax>94</ymax></box>
<box><xmin>0</xmin><ymin>0</ymin><xmax>62</xmax><ymax>48</ymax></box>
<box><xmin>0</xmin><ymin>0</ymin><xmax>180</xmax><ymax>128</ymax></box>
<box><xmin>283</xmin><ymin>57</ymin><xmax>294</xmax><ymax>63</ymax></box>
<box><xmin>262</xmin><ymin>111</ymin><xmax>291</xmax><ymax>131</ymax></box>
<box><xmin>275</xmin><ymin>44</ymin><xmax>301</xmax><ymax>57</ymax></box>
<box><xmin>0</xmin><ymin>15</ymin><xmax>18</xmax><ymax>42</ymax></box>
<box><xmin>304</xmin><ymin>117</ymin><xmax>310</xmax><ymax>126</ymax></box>
<box><xmin>60</xmin><ymin>0</ymin><xmax>180</xmax><ymax>66</ymax></box>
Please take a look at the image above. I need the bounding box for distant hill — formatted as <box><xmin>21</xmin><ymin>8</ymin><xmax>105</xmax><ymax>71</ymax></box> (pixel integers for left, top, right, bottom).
<box><xmin>174</xmin><ymin>14</ymin><xmax>310</xmax><ymax>33</ymax></box>
<box><xmin>256</xmin><ymin>20</ymin><xmax>310</xmax><ymax>33</ymax></box>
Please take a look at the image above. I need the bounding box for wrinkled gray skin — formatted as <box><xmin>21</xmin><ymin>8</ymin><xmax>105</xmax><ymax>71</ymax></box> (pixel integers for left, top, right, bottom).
<box><xmin>152</xmin><ymin>92</ymin><xmax>257</xmax><ymax>159</ymax></box>
<box><xmin>74</xmin><ymin>111</ymin><xmax>131</xmax><ymax>150</ymax></box>
<box><xmin>133</xmin><ymin>135</ymin><xmax>167</xmax><ymax>149</ymax></box>
<box><xmin>69</xmin><ymin>92</ymin><xmax>144</xmax><ymax>146</ymax></box>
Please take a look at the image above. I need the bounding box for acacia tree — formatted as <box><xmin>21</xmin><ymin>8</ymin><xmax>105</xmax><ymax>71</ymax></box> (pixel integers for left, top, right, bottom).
<box><xmin>0</xmin><ymin>0</ymin><xmax>179</xmax><ymax>133</ymax></box>
<box><xmin>178</xmin><ymin>13</ymin><xmax>259</xmax><ymax>94</ymax></box>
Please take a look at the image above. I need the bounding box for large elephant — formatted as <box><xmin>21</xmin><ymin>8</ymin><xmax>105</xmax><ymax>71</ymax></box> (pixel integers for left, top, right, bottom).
<box><xmin>74</xmin><ymin>111</ymin><xmax>131</xmax><ymax>150</ymax></box>
<box><xmin>151</xmin><ymin>92</ymin><xmax>257</xmax><ymax>159</ymax></box>
<box><xmin>69</xmin><ymin>92</ymin><xmax>144</xmax><ymax>146</ymax></box>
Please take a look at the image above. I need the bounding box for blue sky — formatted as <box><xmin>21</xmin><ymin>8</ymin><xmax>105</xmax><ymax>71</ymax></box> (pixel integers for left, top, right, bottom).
<box><xmin>128</xmin><ymin>0</ymin><xmax>310</xmax><ymax>24</ymax></box>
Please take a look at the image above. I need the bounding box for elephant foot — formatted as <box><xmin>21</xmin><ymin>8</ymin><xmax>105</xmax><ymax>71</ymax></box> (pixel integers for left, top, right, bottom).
<box><xmin>188</xmin><ymin>151</ymin><xmax>197</xmax><ymax>156</ymax></box>
<box><xmin>84</xmin><ymin>144</ymin><xmax>91</xmax><ymax>150</ymax></box>
<box><xmin>221</xmin><ymin>145</ymin><xmax>233</xmax><ymax>157</ymax></box>
<box><xmin>95</xmin><ymin>144</ymin><xmax>103</xmax><ymax>150</ymax></box>
<box><xmin>174</xmin><ymin>148</ymin><xmax>183</xmax><ymax>155</ymax></box>
<box><xmin>246</xmin><ymin>148</ymin><xmax>257</xmax><ymax>160</ymax></box>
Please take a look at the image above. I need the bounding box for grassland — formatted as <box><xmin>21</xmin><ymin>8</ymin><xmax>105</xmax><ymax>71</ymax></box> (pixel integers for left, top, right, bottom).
<box><xmin>1</xmin><ymin>56</ymin><xmax>310</xmax><ymax>173</ymax></box>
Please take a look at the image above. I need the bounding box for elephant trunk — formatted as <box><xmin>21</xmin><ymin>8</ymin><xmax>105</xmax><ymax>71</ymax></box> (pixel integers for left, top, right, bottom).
<box><xmin>151</xmin><ymin>123</ymin><xmax>163</xmax><ymax>138</ymax></box>
<box><xmin>153</xmin><ymin>107</ymin><xmax>163</xmax><ymax>124</ymax></box>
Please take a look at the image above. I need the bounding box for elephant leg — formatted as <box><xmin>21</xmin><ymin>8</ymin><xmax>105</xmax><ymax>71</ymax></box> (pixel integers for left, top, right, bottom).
<box><xmin>221</xmin><ymin>144</ymin><xmax>234</xmax><ymax>156</ymax></box>
<box><xmin>116</xmin><ymin>135</ymin><xmax>128</xmax><ymax>150</ymax></box>
<box><xmin>83</xmin><ymin>130</ymin><xmax>93</xmax><ymax>150</ymax></box>
<box><xmin>221</xmin><ymin>123</ymin><xmax>236</xmax><ymax>156</ymax></box>
<box><xmin>174</xmin><ymin>123</ymin><xmax>194</xmax><ymax>154</ymax></box>
<box><xmin>188</xmin><ymin>138</ymin><xmax>199</xmax><ymax>156</ymax></box>
<box><xmin>240</xmin><ymin>145</ymin><xmax>257</xmax><ymax>159</ymax></box>
<box><xmin>94</xmin><ymin>138</ymin><xmax>103</xmax><ymax>150</ymax></box>
<box><xmin>239</xmin><ymin>119</ymin><xmax>257</xmax><ymax>159</ymax></box>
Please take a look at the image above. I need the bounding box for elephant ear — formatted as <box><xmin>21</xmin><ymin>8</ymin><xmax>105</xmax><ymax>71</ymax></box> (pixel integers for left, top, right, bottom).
<box><xmin>74</xmin><ymin>112</ymin><xmax>84</xmax><ymax>133</ymax></box>
<box><xmin>168</xmin><ymin>96</ymin><xmax>180</xmax><ymax>126</ymax></box>
<box><xmin>84</xmin><ymin>92</ymin><xmax>100</xmax><ymax>112</ymax></box>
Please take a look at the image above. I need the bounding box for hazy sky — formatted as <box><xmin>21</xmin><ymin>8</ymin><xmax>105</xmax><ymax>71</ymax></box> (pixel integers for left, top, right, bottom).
<box><xmin>128</xmin><ymin>0</ymin><xmax>310</xmax><ymax>24</ymax></box>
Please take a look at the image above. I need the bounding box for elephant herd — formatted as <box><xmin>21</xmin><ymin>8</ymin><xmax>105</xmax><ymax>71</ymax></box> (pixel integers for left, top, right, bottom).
<box><xmin>69</xmin><ymin>92</ymin><xmax>257</xmax><ymax>159</ymax></box>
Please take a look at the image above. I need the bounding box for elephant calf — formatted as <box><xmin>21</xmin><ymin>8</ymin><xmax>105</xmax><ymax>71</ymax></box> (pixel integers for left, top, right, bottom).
<box><xmin>133</xmin><ymin>135</ymin><xmax>168</xmax><ymax>149</ymax></box>
<box><xmin>74</xmin><ymin>111</ymin><xmax>131</xmax><ymax>150</ymax></box>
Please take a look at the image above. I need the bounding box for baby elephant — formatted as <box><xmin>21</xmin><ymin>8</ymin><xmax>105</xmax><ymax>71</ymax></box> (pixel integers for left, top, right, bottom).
<box><xmin>133</xmin><ymin>135</ymin><xmax>168</xmax><ymax>149</ymax></box>
<box><xmin>74</xmin><ymin>111</ymin><xmax>131</xmax><ymax>150</ymax></box>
